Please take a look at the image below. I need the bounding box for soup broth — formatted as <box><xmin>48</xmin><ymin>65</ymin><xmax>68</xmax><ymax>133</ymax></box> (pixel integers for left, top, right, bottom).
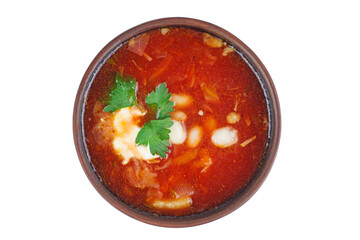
<box><xmin>83</xmin><ymin>27</ymin><xmax>269</xmax><ymax>216</ymax></box>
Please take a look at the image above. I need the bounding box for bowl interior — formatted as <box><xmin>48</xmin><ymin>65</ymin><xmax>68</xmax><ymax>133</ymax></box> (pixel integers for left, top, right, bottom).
<box><xmin>73</xmin><ymin>17</ymin><xmax>280</xmax><ymax>227</ymax></box>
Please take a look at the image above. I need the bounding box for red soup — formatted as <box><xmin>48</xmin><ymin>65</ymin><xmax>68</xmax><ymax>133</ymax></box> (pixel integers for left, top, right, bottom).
<box><xmin>83</xmin><ymin>27</ymin><xmax>269</xmax><ymax>216</ymax></box>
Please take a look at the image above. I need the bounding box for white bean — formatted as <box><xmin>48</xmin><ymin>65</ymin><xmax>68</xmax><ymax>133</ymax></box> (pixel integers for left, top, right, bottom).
<box><xmin>171</xmin><ymin>93</ymin><xmax>193</xmax><ymax>108</ymax></box>
<box><xmin>172</xmin><ymin>111</ymin><xmax>187</xmax><ymax>121</ymax></box>
<box><xmin>169</xmin><ymin>120</ymin><xmax>186</xmax><ymax>144</ymax></box>
<box><xmin>187</xmin><ymin>126</ymin><xmax>203</xmax><ymax>148</ymax></box>
<box><xmin>211</xmin><ymin>126</ymin><xmax>238</xmax><ymax>147</ymax></box>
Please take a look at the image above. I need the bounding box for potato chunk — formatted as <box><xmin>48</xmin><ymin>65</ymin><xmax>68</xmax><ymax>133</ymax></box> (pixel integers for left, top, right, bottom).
<box><xmin>226</xmin><ymin>112</ymin><xmax>241</xmax><ymax>124</ymax></box>
<box><xmin>222</xmin><ymin>46</ymin><xmax>235</xmax><ymax>56</ymax></box>
<box><xmin>211</xmin><ymin>126</ymin><xmax>238</xmax><ymax>147</ymax></box>
<box><xmin>161</xmin><ymin>28</ymin><xmax>170</xmax><ymax>35</ymax></box>
<box><xmin>151</xmin><ymin>197</ymin><xmax>192</xmax><ymax>209</ymax></box>
<box><xmin>203</xmin><ymin>33</ymin><xmax>224</xmax><ymax>48</ymax></box>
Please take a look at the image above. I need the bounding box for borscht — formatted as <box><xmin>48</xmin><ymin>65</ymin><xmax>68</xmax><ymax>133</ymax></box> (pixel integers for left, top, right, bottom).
<box><xmin>81</xmin><ymin>26</ymin><xmax>271</xmax><ymax>217</ymax></box>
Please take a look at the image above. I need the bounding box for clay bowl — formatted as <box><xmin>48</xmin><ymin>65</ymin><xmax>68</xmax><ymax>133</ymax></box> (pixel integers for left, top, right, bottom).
<box><xmin>73</xmin><ymin>17</ymin><xmax>281</xmax><ymax>227</ymax></box>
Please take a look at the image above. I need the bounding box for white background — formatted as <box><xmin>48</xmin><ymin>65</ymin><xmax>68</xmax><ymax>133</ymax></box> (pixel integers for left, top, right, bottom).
<box><xmin>1</xmin><ymin>0</ymin><xmax>359</xmax><ymax>239</ymax></box>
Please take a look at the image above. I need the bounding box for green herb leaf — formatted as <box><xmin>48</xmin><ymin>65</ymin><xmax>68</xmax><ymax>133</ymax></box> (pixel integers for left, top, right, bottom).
<box><xmin>145</xmin><ymin>83</ymin><xmax>174</xmax><ymax>119</ymax></box>
<box><xmin>103</xmin><ymin>73</ymin><xmax>137</xmax><ymax>113</ymax></box>
<box><xmin>147</xmin><ymin>118</ymin><xmax>174</xmax><ymax>140</ymax></box>
<box><xmin>103</xmin><ymin>73</ymin><xmax>174</xmax><ymax>158</ymax></box>
<box><xmin>135</xmin><ymin>119</ymin><xmax>174</xmax><ymax>158</ymax></box>
<box><xmin>136</xmin><ymin>83</ymin><xmax>174</xmax><ymax>157</ymax></box>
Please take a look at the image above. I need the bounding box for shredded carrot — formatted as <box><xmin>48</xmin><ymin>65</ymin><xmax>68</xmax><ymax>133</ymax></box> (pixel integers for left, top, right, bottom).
<box><xmin>187</xmin><ymin>65</ymin><xmax>196</xmax><ymax>88</ymax></box>
<box><xmin>240</xmin><ymin>136</ymin><xmax>257</xmax><ymax>147</ymax></box>
<box><xmin>200</xmin><ymin>159</ymin><xmax>212</xmax><ymax>173</ymax></box>
<box><xmin>132</xmin><ymin>60</ymin><xmax>143</xmax><ymax>71</ymax></box>
<box><xmin>142</xmin><ymin>51</ymin><xmax>153</xmax><ymax>61</ymax></box>
<box><xmin>107</xmin><ymin>58</ymin><xmax>116</xmax><ymax>66</ymax></box>
<box><xmin>142</xmin><ymin>75</ymin><xmax>147</xmax><ymax>86</ymax></box>
<box><xmin>263</xmin><ymin>116</ymin><xmax>269</xmax><ymax>130</ymax></box>
<box><xmin>227</xmin><ymin>86</ymin><xmax>241</xmax><ymax>91</ymax></box>
<box><xmin>110</xmin><ymin>169</ymin><xmax>115</xmax><ymax>177</ymax></box>
<box><xmin>192</xmin><ymin>148</ymin><xmax>213</xmax><ymax>173</ymax></box>
<box><xmin>203</xmin><ymin>104</ymin><xmax>213</xmax><ymax>113</ymax></box>
<box><xmin>160</xmin><ymin>182</ymin><xmax>169</xmax><ymax>193</ymax></box>
<box><xmin>245</xmin><ymin>115</ymin><xmax>252</xmax><ymax>126</ymax></box>
<box><xmin>199</xmin><ymin>184</ymin><xmax>208</xmax><ymax>193</ymax></box>
<box><xmin>149</xmin><ymin>55</ymin><xmax>173</xmax><ymax>81</ymax></box>
<box><xmin>118</xmin><ymin>65</ymin><xmax>124</xmax><ymax>76</ymax></box>
<box><xmin>188</xmin><ymin>75</ymin><xmax>195</xmax><ymax>88</ymax></box>
<box><xmin>167</xmin><ymin>49</ymin><xmax>184</xmax><ymax>56</ymax></box>
<box><xmin>234</xmin><ymin>93</ymin><xmax>241</xmax><ymax>112</ymax></box>
<box><xmin>173</xmin><ymin>149</ymin><xmax>199</xmax><ymax>165</ymax></box>
<box><xmin>203</xmin><ymin>115</ymin><xmax>217</xmax><ymax>131</ymax></box>
<box><xmin>145</xmin><ymin>158</ymin><xmax>160</xmax><ymax>164</ymax></box>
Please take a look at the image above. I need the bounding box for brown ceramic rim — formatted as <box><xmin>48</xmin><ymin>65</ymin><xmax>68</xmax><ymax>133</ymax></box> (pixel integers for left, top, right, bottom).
<box><xmin>73</xmin><ymin>17</ymin><xmax>281</xmax><ymax>227</ymax></box>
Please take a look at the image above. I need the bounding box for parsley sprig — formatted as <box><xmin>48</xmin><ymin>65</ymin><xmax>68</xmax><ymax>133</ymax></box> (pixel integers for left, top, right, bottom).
<box><xmin>135</xmin><ymin>119</ymin><xmax>173</xmax><ymax>158</ymax></box>
<box><xmin>103</xmin><ymin>73</ymin><xmax>137</xmax><ymax>113</ymax></box>
<box><xmin>136</xmin><ymin>83</ymin><xmax>174</xmax><ymax>157</ymax></box>
<box><xmin>103</xmin><ymin>74</ymin><xmax>174</xmax><ymax>158</ymax></box>
<box><xmin>145</xmin><ymin>83</ymin><xmax>174</xmax><ymax>120</ymax></box>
